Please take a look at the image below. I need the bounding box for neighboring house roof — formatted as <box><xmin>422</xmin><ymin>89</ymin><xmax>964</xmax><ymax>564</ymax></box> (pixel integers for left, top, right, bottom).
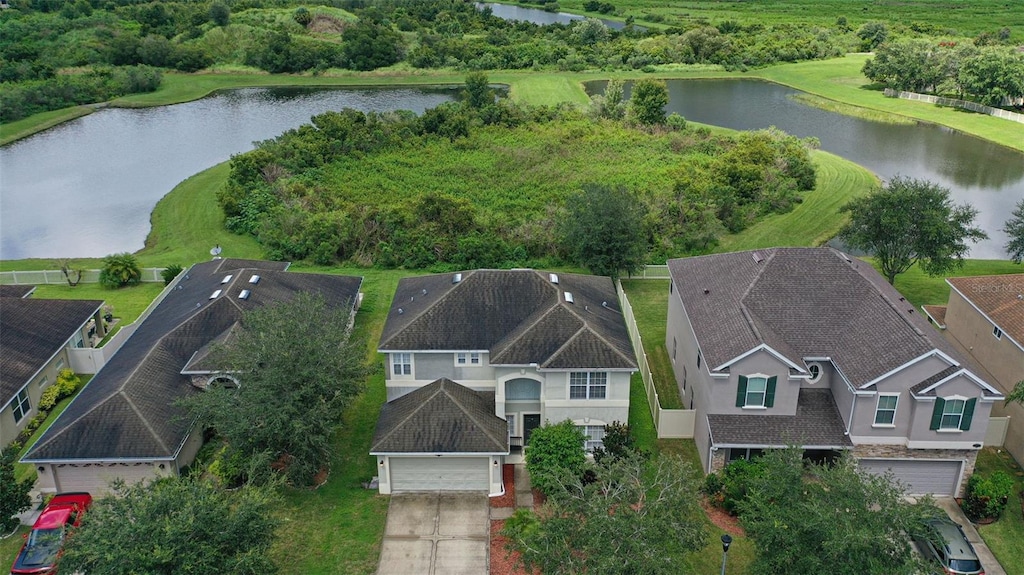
<box><xmin>947</xmin><ymin>274</ymin><xmax>1024</xmax><ymax>350</ymax></box>
<box><xmin>667</xmin><ymin>248</ymin><xmax>979</xmax><ymax>388</ymax></box>
<box><xmin>1</xmin><ymin>296</ymin><xmax>103</xmax><ymax>404</ymax></box>
<box><xmin>23</xmin><ymin>259</ymin><xmax>361</xmax><ymax>463</ymax></box>
<box><xmin>707</xmin><ymin>389</ymin><xmax>852</xmax><ymax>448</ymax></box>
<box><xmin>371</xmin><ymin>378</ymin><xmax>509</xmax><ymax>454</ymax></box>
<box><xmin>0</xmin><ymin>285</ymin><xmax>35</xmax><ymax>298</ymax></box>
<box><xmin>379</xmin><ymin>270</ymin><xmax>637</xmax><ymax>370</ymax></box>
<box><xmin>922</xmin><ymin>305</ymin><xmax>947</xmax><ymax>329</ymax></box>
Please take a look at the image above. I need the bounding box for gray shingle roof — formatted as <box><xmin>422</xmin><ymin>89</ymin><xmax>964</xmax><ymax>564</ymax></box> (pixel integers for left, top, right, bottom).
<box><xmin>668</xmin><ymin>248</ymin><xmax>977</xmax><ymax>387</ymax></box>
<box><xmin>371</xmin><ymin>378</ymin><xmax>509</xmax><ymax>454</ymax></box>
<box><xmin>23</xmin><ymin>260</ymin><xmax>361</xmax><ymax>462</ymax></box>
<box><xmin>0</xmin><ymin>285</ymin><xmax>35</xmax><ymax>299</ymax></box>
<box><xmin>1</xmin><ymin>296</ymin><xmax>103</xmax><ymax>404</ymax></box>
<box><xmin>707</xmin><ymin>389</ymin><xmax>852</xmax><ymax>448</ymax></box>
<box><xmin>379</xmin><ymin>270</ymin><xmax>636</xmax><ymax>370</ymax></box>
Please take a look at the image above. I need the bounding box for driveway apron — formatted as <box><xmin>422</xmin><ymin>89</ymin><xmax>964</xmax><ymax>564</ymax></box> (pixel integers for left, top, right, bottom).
<box><xmin>377</xmin><ymin>493</ymin><xmax>489</xmax><ymax>575</ymax></box>
<box><xmin>934</xmin><ymin>496</ymin><xmax>1007</xmax><ymax>575</ymax></box>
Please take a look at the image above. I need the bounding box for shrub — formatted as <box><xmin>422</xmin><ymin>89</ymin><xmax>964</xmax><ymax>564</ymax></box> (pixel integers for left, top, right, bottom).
<box><xmin>525</xmin><ymin>420</ymin><xmax>587</xmax><ymax>496</ymax></box>
<box><xmin>39</xmin><ymin>385</ymin><xmax>61</xmax><ymax>411</ymax></box>
<box><xmin>593</xmin><ymin>421</ymin><xmax>636</xmax><ymax>463</ymax></box>
<box><xmin>161</xmin><ymin>264</ymin><xmax>184</xmax><ymax>286</ymax></box>
<box><xmin>0</xmin><ymin>447</ymin><xmax>33</xmax><ymax>532</ymax></box>
<box><xmin>963</xmin><ymin>471</ymin><xmax>1015</xmax><ymax>520</ymax></box>
<box><xmin>99</xmin><ymin>252</ymin><xmax>142</xmax><ymax>289</ymax></box>
<box><xmin>720</xmin><ymin>458</ymin><xmax>764</xmax><ymax>515</ymax></box>
<box><xmin>56</xmin><ymin>369</ymin><xmax>81</xmax><ymax>397</ymax></box>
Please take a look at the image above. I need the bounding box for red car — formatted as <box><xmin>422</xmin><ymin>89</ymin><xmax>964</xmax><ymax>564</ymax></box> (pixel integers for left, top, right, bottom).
<box><xmin>10</xmin><ymin>492</ymin><xmax>92</xmax><ymax>575</ymax></box>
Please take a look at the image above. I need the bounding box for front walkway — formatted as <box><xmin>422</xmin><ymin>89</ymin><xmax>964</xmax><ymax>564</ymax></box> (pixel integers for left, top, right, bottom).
<box><xmin>377</xmin><ymin>493</ymin><xmax>489</xmax><ymax>575</ymax></box>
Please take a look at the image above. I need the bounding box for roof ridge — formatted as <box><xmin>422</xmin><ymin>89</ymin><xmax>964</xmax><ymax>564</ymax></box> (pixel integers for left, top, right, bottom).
<box><xmin>442</xmin><ymin>382</ymin><xmax>506</xmax><ymax>450</ymax></box>
<box><xmin>120</xmin><ymin>390</ymin><xmax>173</xmax><ymax>455</ymax></box>
<box><xmin>736</xmin><ymin>249</ymin><xmax>776</xmax><ymax>344</ymax></box>
<box><xmin>23</xmin><ymin>390</ymin><xmax>124</xmax><ymax>457</ymax></box>
<box><xmin>373</xmin><ymin>381</ymin><xmax>445</xmax><ymax>449</ymax></box>
<box><xmin>380</xmin><ymin>271</ymin><xmax>476</xmax><ymax>349</ymax></box>
<box><xmin>490</xmin><ymin>275</ymin><xmax>561</xmax><ymax>358</ymax></box>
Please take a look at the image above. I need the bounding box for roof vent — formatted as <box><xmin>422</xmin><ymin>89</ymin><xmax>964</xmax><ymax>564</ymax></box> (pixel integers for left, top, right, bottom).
<box><xmin>249</xmin><ymin>274</ymin><xmax>261</xmax><ymax>284</ymax></box>
<box><xmin>752</xmin><ymin>251</ymin><xmax>764</xmax><ymax>263</ymax></box>
<box><xmin>422</xmin><ymin>288</ymin><xmax>428</xmax><ymax>295</ymax></box>
<box><xmin>238</xmin><ymin>289</ymin><xmax>250</xmax><ymax>300</ymax></box>
<box><xmin>397</xmin><ymin>308</ymin><xmax>404</xmax><ymax>315</ymax></box>
<box><xmin>564</xmin><ymin>292</ymin><xmax>574</xmax><ymax>304</ymax></box>
<box><xmin>453</xmin><ymin>273</ymin><xmax>462</xmax><ymax>284</ymax></box>
<box><xmin>602</xmin><ymin>301</ymin><xmax>609</xmax><ymax>308</ymax></box>
<box><xmin>703</xmin><ymin>289</ymin><xmax>710</xmax><ymax>295</ymax></box>
<box><xmin>839</xmin><ymin>251</ymin><xmax>853</xmax><ymax>263</ymax></box>
<box><xmin>210</xmin><ymin>289</ymin><xmax>222</xmax><ymax>299</ymax></box>
<box><xmin>549</xmin><ymin>273</ymin><xmax>559</xmax><ymax>284</ymax></box>
<box><xmin>221</xmin><ymin>274</ymin><xmax>232</xmax><ymax>284</ymax></box>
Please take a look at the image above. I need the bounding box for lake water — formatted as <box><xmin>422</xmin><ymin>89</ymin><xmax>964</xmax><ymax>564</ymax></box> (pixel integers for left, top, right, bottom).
<box><xmin>0</xmin><ymin>87</ymin><xmax>456</xmax><ymax>260</ymax></box>
<box><xmin>477</xmin><ymin>2</ymin><xmax>637</xmax><ymax>31</ymax></box>
<box><xmin>589</xmin><ymin>79</ymin><xmax>1024</xmax><ymax>259</ymax></box>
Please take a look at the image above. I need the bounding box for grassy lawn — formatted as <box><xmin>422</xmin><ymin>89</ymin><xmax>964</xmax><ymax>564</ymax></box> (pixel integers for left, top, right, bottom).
<box><xmin>621</xmin><ymin>280</ymin><xmax>680</xmax><ymax>409</ymax></box>
<box><xmin>878</xmin><ymin>259</ymin><xmax>1023</xmax><ymax>309</ymax></box>
<box><xmin>974</xmin><ymin>447</ymin><xmax>1024</xmax><ymax>575</ymax></box>
<box><xmin>29</xmin><ymin>283</ymin><xmax>164</xmax><ymax>327</ymax></box>
<box><xmin>0</xmin><ymin>526</ymin><xmax>29</xmax><ymax>567</ymax></box>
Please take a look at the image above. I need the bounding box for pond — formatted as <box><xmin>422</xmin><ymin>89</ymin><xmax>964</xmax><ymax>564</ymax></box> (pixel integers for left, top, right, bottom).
<box><xmin>0</xmin><ymin>87</ymin><xmax>457</xmax><ymax>260</ymax></box>
<box><xmin>588</xmin><ymin>79</ymin><xmax>1023</xmax><ymax>259</ymax></box>
<box><xmin>477</xmin><ymin>2</ymin><xmax>638</xmax><ymax>31</ymax></box>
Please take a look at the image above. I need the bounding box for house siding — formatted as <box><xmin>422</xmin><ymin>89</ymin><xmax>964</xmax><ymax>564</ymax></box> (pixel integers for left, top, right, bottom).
<box><xmin>848</xmin><ymin>354</ymin><xmax>951</xmax><ymax>440</ymax></box>
<box><xmin>667</xmin><ymin>285</ymin><xmax>714</xmax><ymax>470</ymax></box>
<box><xmin>711</xmin><ymin>352</ymin><xmax>799</xmax><ymax>416</ymax></box>
<box><xmin>1</xmin><ymin>348</ymin><xmax>72</xmax><ymax>445</ymax></box>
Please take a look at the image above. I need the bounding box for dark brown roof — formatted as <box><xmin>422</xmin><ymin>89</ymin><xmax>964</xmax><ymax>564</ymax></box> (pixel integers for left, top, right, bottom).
<box><xmin>668</xmin><ymin>248</ymin><xmax>976</xmax><ymax>387</ymax></box>
<box><xmin>707</xmin><ymin>389</ymin><xmax>852</xmax><ymax>448</ymax></box>
<box><xmin>922</xmin><ymin>305</ymin><xmax>947</xmax><ymax>328</ymax></box>
<box><xmin>1</xmin><ymin>297</ymin><xmax>103</xmax><ymax>404</ymax></box>
<box><xmin>371</xmin><ymin>378</ymin><xmax>508</xmax><ymax>454</ymax></box>
<box><xmin>24</xmin><ymin>260</ymin><xmax>361</xmax><ymax>462</ymax></box>
<box><xmin>0</xmin><ymin>285</ymin><xmax>35</xmax><ymax>298</ymax></box>
<box><xmin>947</xmin><ymin>274</ymin><xmax>1024</xmax><ymax>348</ymax></box>
<box><xmin>379</xmin><ymin>270</ymin><xmax>636</xmax><ymax>370</ymax></box>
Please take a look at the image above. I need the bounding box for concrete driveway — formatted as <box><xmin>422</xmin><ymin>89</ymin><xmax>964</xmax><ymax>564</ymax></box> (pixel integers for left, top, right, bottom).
<box><xmin>377</xmin><ymin>493</ymin><xmax>489</xmax><ymax>575</ymax></box>
<box><xmin>934</xmin><ymin>497</ymin><xmax>1006</xmax><ymax>575</ymax></box>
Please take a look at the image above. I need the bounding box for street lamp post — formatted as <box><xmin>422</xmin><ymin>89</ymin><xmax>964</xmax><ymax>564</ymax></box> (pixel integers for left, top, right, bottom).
<box><xmin>719</xmin><ymin>534</ymin><xmax>733</xmax><ymax>575</ymax></box>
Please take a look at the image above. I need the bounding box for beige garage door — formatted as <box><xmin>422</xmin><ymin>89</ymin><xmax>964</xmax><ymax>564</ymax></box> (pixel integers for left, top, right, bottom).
<box><xmin>389</xmin><ymin>457</ymin><xmax>489</xmax><ymax>492</ymax></box>
<box><xmin>54</xmin><ymin>462</ymin><xmax>163</xmax><ymax>495</ymax></box>
<box><xmin>858</xmin><ymin>458</ymin><xmax>962</xmax><ymax>496</ymax></box>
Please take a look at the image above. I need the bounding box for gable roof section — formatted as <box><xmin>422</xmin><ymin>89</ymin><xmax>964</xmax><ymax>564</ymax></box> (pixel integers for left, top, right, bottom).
<box><xmin>371</xmin><ymin>378</ymin><xmax>508</xmax><ymax>454</ymax></box>
<box><xmin>668</xmin><ymin>248</ymin><xmax>978</xmax><ymax>388</ymax></box>
<box><xmin>379</xmin><ymin>270</ymin><xmax>636</xmax><ymax>370</ymax></box>
<box><xmin>911</xmin><ymin>366</ymin><xmax>1003</xmax><ymax>398</ymax></box>
<box><xmin>0</xmin><ymin>285</ymin><xmax>35</xmax><ymax>298</ymax></box>
<box><xmin>947</xmin><ymin>274</ymin><xmax>1024</xmax><ymax>352</ymax></box>
<box><xmin>1</xmin><ymin>297</ymin><xmax>103</xmax><ymax>404</ymax></box>
<box><xmin>24</xmin><ymin>260</ymin><xmax>361</xmax><ymax>463</ymax></box>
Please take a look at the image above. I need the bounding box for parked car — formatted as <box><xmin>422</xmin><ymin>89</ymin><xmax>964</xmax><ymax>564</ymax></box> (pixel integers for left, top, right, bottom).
<box><xmin>913</xmin><ymin>517</ymin><xmax>985</xmax><ymax>575</ymax></box>
<box><xmin>10</xmin><ymin>492</ymin><xmax>92</xmax><ymax>575</ymax></box>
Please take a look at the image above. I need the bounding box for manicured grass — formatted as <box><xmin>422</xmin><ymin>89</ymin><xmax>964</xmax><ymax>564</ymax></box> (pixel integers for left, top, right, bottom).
<box><xmin>0</xmin><ymin>526</ymin><xmax>29</xmax><ymax>567</ymax></box>
<box><xmin>621</xmin><ymin>280</ymin><xmax>680</xmax><ymax>408</ymax></box>
<box><xmin>974</xmin><ymin>447</ymin><xmax>1024</xmax><ymax>575</ymax></box>
<box><xmin>29</xmin><ymin>283</ymin><xmax>165</xmax><ymax>327</ymax></box>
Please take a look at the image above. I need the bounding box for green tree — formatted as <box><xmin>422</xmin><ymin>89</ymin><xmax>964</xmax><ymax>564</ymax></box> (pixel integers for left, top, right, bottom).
<box><xmin>208</xmin><ymin>1</ymin><xmax>230</xmax><ymax>27</ymax></box>
<box><xmin>958</xmin><ymin>47</ymin><xmax>1024</xmax><ymax>107</ymax></box>
<box><xmin>629</xmin><ymin>78</ymin><xmax>668</xmax><ymax>126</ymax></box>
<box><xmin>1006</xmin><ymin>380</ymin><xmax>1024</xmax><ymax>405</ymax></box>
<box><xmin>589</xmin><ymin>78</ymin><xmax>626</xmax><ymax>120</ymax></box>
<box><xmin>62</xmin><ymin>477</ymin><xmax>279</xmax><ymax>575</ymax></box>
<box><xmin>839</xmin><ymin>176</ymin><xmax>987</xmax><ymax>284</ymax></box>
<box><xmin>178</xmin><ymin>293</ymin><xmax>369</xmax><ymax>486</ymax></box>
<box><xmin>293</xmin><ymin>7</ymin><xmax>312</xmax><ymax>27</ymax></box>
<box><xmin>98</xmin><ymin>252</ymin><xmax>142</xmax><ymax>288</ymax></box>
<box><xmin>862</xmin><ymin>40</ymin><xmax>950</xmax><ymax>92</ymax></box>
<box><xmin>504</xmin><ymin>453</ymin><xmax>708</xmax><ymax>575</ymax></box>
<box><xmin>525</xmin><ymin>420</ymin><xmax>587</xmax><ymax>496</ymax></box>
<box><xmin>857</xmin><ymin>21</ymin><xmax>889</xmax><ymax>50</ymax></box>
<box><xmin>561</xmin><ymin>183</ymin><xmax>648</xmax><ymax>280</ymax></box>
<box><xmin>342</xmin><ymin>21</ymin><xmax>404</xmax><ymax>71</ymax></box>
<box><xmin>1005</xmin><ymin>198</ymin><xmax>1024</xmax><ymax>263</ymax></box>
<box><xmin>462</xmin><ymin>71</ymin><xmax>492</xmax><ymax>109</ymax></box>
<box><xmin>739</xmin><ymin>449</ymin><xmax>936</xmax><ymax>575</ymax></box>
<box><xmin>0</xmin><ymin>446</ymin><xmax>33</xmax><ymax>532</ymax></box>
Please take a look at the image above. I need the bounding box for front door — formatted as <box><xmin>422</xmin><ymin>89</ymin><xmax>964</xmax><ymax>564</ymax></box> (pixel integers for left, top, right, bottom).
<box><xmin>523</xmin><ymin>414</ymin><xmax>541</xmax><ymax>447</ymax></box>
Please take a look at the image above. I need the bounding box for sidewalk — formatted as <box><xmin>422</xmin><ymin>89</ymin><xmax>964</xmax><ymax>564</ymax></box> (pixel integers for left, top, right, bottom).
<box><xmin>933</xmin><ymin>497</ymin><xmax>1006</xmax><ymax>575</ymax></box>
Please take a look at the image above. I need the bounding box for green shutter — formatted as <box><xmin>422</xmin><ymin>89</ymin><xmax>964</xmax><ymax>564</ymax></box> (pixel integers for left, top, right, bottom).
<box><xmin>929</xmin><ymin>398</ymin><xmax>945</xmax><ymax>430</ymax></box>
<box><xmin>765</xmin><ymin>376</ymin><xmax>777</xmax><ymax>408</ymax></box>
<box><xmin>960</xmin><ymin>398</ymin><xmax>977</xmax><ymax>431</ymax></box>
<box><xmin>736</xmin><ymin>375</ymin><xmax>748</xmax><ymax>407</ymax></box>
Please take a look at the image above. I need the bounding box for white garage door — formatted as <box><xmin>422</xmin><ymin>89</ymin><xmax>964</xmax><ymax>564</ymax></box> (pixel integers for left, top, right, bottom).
<box><xmin>858</xmin><ymin>459</ymin><xmax>962</xmax><ymax>496</ymax></box>
<box><xmin>54</xmin><ymin>462</ymin><xmax>163</xmax><ymax>495</ymax></box>
<box><xmin>389</xmin><ymin>457</ymin><xmax>489</xmax><ymax>492</ymax></box>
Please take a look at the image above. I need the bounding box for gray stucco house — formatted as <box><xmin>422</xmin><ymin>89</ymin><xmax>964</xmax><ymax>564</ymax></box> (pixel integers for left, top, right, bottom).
<box><xmin>666</xmin><ymin>247</ymin><xmax>1002</xmax><ymax>496</ymax></box>
<box><xmin>23</xmin><ymin>259</ymin><xmax>362</xmax><ymax>495</ymax></box>
<box><xmin>372</xmin><ymin>269</ymin><xmax>637</xmax><ymax>495</ymax></box>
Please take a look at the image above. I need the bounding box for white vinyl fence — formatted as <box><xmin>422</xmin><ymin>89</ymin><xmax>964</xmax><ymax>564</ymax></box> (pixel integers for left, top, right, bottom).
<box><xmin>884</xmin><ymin>88</ymin><xmax>1024</xmax><ymax>124</ymax></box>
<box><xmin>0</xmin><ymin>268</ymin><xmax>167</xmax><ymax>285</ymax></box>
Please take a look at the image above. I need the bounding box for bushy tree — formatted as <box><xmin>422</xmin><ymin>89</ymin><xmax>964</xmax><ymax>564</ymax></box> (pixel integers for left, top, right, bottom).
<box><xmin>178</xmin><ymin>293</ymin><xmax>369</xmax><ymax>486</ymax></box>
<box><xmin>739</xmin><ymin>449</ymin><xmax>936</xmax><ymax>575</ymax></box>
<box><xmin>98</xmin><ymin>252</ymin><xmax>141</xmax><ymax>288</ymax></box>
<box><xmin>857</xmin><ymin>21</ymin><xmax>889</xmax><ymax>50</ymax></box>
<box><xmin>958</xmin><ymin>47</ymin><xmax>1024</xmax><ymax>107</ymax></box>
<box><xmin>589</xmin><ymin>78</ymin><xmax>626</xmax><ymax>120</ymax></box>
<box><xmin>504</xmin><ymin>453</ymin><xmax>708</xmax><ymax>575</ymax></box>
<box><xmin>62</xmin><ymin>477</ymin><xmax>279</xmax><ymax>575</ymax></box>
<box><xmin>1005</xmin><ymin>198</ymin><xmax>1024</xmax><ymax>263</ymax></box>
<box><xmin>839</xmin><ymin>176</ymin><xmax>987</xmax><ymax>284</ymax></box>
<box><xmin>462</xmin><ymin>71</ymin><xmax>493</xmax><ymax>109</ymax></box>
<box><xmin>561</xmin><ymin>183</ymin><xmax>648</xmax><ymax>280</ymax></box>
<box><xmin>524</xmin><ymin>420</ymin><xmax>586</xmax><ymax>496</ymax></box>
<box><xmin>0</xmin><ymin>447</ymin><xmax>33</xmax><ymax>532</ymax></box>
<box><xmin>629</xmin><ymin>78</ymin><xmax>668</xmax><ymax>126</ymax></box>
<box><xmin>208</xmin><ymin>2</ymin><xmax>230</xmax><ymax>27</ymax></box>
<box><xmin>862</xmin><ymin>40</ymin><xmax>949</xmax><ymax>91</ymax></box>
<box><xmin>342</xmin><ymin>21</ymin><xmax>404</xmax><ymax>71</ymax></box>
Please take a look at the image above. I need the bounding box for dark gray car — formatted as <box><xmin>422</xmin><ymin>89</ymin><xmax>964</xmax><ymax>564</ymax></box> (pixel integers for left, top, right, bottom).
<box><xmin>913</xmin><ymin>517</ymin><xmax>985</xmax><ymax>575</ymax></box>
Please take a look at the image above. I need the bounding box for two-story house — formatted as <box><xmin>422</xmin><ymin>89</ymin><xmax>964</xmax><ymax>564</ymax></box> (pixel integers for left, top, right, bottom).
<box><xmin>923</xmin><ymin>274</ymin><xmax>1024</xmax><ymax>467</ymax></box>
<box><xmin>666</xmin><ymin>248</ymin><xmax>1002</xmax><ymax>496</ymax></box>
<box><xmin>1</xmin><ymin>285</ymin><xmax>105</xmax><ymax>446</ymax></box>
<box><xmin>371</xmin><ymin>269</ymin><xmax>637</xmax><ymax>495</ymax></box>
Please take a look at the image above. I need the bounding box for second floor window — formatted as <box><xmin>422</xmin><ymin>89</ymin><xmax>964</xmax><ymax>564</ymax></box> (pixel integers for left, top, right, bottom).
<box><xmin>930</xmin><ymin>397</ymin><xmax>977</xmax><ymax>431</ymax></box>
<box><xmin>391</xmin><ymin>353</ymin><xmax>411</xmax><ymax>376</ymax></box>
<box><xmin>456</xmin><ymin>352</ymin><xmax>481</xmax><ymax>365</ymax></box>
<box><xmin>874</xmin><ymin>394</ymin><xmax>898</xmax><ymax>426</ymax></box>
<box><xmin>570</xmin><ymin>372</ymin><xmax>607</xmax><ymax>399</ymax></box>
<box><xmin>11</xmin><ymin>389</ymin><xmax>31</xmax><ymax>423</ymax></box>
<box><xmin>736</xmin><ymin>375</ymin><xmax>777</xmax><ymax>408</ymax></box>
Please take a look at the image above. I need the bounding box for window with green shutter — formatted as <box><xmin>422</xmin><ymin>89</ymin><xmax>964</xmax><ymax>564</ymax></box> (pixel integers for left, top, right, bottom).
<box><xmin>737</xmin><ymin>375</ymin><xmax>776</xmax><ymax>408</ymax></box>
<box><xmin>930</xmin><ymin>397</ymin><xmax>976</xmax><ymax>431</ymax></box>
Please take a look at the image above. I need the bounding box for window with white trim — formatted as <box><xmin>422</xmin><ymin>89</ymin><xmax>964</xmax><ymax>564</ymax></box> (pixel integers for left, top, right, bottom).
<box><xmin>508</xmin><ymin>414</ymin><xmax>517</xmax><ymax>437</ymax></box>
<box><xmin>71</xmin><ymin>331</ymin><xmax>84</xmax><ymax>349</ymax></box>
<box><xmin>55</xmin><ymin>358</ymin><xmax>65</xmax><ymax>372</ymax></box>
<box><xmin>456</xmin><ymin>352</ymin><xmax>481</xmax><ymax>366</ymax></box>
<box><xmin>735</xmin><ymin>375</ymin><xmax>777</xmax><ymax>408</ymax></box>
<box><xmin>941</xmin><ymin>399</ymin><xmax>966</xmax><ymax>430</ymax></box>
<box><xmin>993</xmin><ymin>325</ymin><xmax>1003</xmax><ymax>339</ymax></box>
<box><xmin>873</xmin><ymin>394</ymin><xmax>898</xmax><ymax>426</ymax></box>
<box><xmin>391</xmin><ymin>353</ymin><xmax>412</xmax><ymax>376</ymax></box>
<box><xmin>579</xmin><ymin>425</ymin><xmax>605</xmax><ymax>452</ymax></box>
<box><xmin>569</xmin><ymin>372</ymin><xmax>607</xmax><ymax>399</ymax></box>
<box><xmin>807</xmin><ymin>362</ymin><xmax>821</xmax><ymax>383</ymax></box>
<box><xmin>745</xmin><ymin>377</ymin><xmax>766</xmax><ymax>406</ymax></box>
<box><xmin>930</xmin><ymin>397</ymin><xmax>976</xmax><ymax>431</ymax></box>
<box><xmin>11</xmin><ymin>389</ymin><xmax>31</xmax><ymax>423</ymax></box>
<box><xmin>38</xmin><ymin>376</ymin><xmax>48</xmax><ymax>389</ymax></box>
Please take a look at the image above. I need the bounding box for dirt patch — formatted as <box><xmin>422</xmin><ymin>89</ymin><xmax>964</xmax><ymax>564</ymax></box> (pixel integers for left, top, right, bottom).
<box><xmin>701</xmin><ymin>497</ymin><xmax>746</xmax><ymax>536</ymax></box>
<box><xmin>490</xmin><ymin>520</ymin><xmax>538</xmax><ymax>575</ymax></box>
<box><xmin>308</xmin><ymin>14</ymin><xmax>347</xmax><ymax>35</ymax></box>
<box><xmin>491</xmin><ymin>464</ymin><xmax>516</xmax><ymax>508</ymax></box>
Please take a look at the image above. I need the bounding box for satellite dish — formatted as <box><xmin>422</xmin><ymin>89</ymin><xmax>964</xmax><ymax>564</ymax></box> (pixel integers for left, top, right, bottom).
<box><xmin>210</xmin><ymin>245</ymin><xmax>222</xmax><ymax>259</ymax></box>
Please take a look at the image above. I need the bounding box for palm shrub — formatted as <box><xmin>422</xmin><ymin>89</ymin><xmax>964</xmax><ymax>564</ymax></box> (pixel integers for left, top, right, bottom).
<box><xmin>99</xmin><ymin>252</ymin><xmax>141</xmax><ymax>288</ymax></box>
<box><xmin>161</xmin><ymin>264</ymin><xmax>184</xmax><ymax>286</ymax></box>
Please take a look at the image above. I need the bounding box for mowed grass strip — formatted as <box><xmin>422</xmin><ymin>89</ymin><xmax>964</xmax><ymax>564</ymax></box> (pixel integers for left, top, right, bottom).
<box><xmin>621</xmin><ymin>280</ymin><xmax>680</xmax><ymax>409</ymax></box>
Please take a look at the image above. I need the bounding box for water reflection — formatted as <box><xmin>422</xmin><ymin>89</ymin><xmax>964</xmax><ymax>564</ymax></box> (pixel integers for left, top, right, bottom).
<box><xmin>0</xmin><ymin>87</ymin><xmax>457</xmax><ymax>260</ymax></box>
<box><xmin>588</xmin><ymin>79</ymin><xmax>1024</xmax><ymax>259</ymax></box>
<box><xmin>477</xmin><ymin>2</ymin><xmax>638</xmax><ymax>31</ymax></box>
